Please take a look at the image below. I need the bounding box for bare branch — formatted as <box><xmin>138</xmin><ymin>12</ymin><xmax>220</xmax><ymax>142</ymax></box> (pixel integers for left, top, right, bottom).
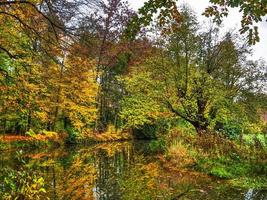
<box><xmin>0</xmin><ymin>46</ymin><xmax>16</xmax><ymax>58</ymax></box>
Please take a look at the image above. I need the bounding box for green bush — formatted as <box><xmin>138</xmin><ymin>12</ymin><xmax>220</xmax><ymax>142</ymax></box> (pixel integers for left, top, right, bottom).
<box><xmin>65</xmin><ymin>127</ymin><xmax>79</xmax><ymax>144</ymax></box>
<box><xmin>132</xmin><ymin>124</ymin><xmax>158</xmax><ymax>139</ymax></box>
<box><xmin>210</xmin><ymin>166</ymin><xmax>232</xmax><ymax>178</ymax></box>
<box><xmin>132</xmin><ymin>119</ymin><xmax>172</xmax><ymax>140</ymax></box>
<box><xmin>25</xmin><ymin>129</ymin><xmax>36</xmax><ymax>138</ymax></box>
<box><xmin>148</xmin><ymin>139</ymin><xmax>167</xmax><ymax>153</ymax></box>
<box><xmin>215</xmin><ymin>120</ymin><xmax>242</xmax><ymax>139</ymax></box>
<box><xmin>0</xmin><ymin>152</ymin><xmax>46</xmax><ymax>199</ymax></box>
<box><xmin>230</xmin><ymin>176</ymin><xmax>267</xmax><ymax>189</ymax></box>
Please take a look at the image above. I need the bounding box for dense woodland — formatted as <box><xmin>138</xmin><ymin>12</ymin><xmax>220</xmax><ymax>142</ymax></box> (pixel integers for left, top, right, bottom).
<box><xmin>0</xmin><ymin>0</ymin><xmax>266</xmax><ymax>139</ymax></box>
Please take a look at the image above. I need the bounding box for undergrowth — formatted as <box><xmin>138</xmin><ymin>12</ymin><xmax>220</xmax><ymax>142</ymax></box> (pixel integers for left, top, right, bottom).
<box><xmin>165</xmin><ymin>129</ymin><xmax>267</xmax><ymax>189</ymax></box>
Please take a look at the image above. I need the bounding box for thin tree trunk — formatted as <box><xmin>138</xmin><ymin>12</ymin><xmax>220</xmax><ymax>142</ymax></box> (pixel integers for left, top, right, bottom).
<box><xmin>27</xmin><ymin>109</ymin><xmax>32</xmax><ymax>131</ymax></box>
<box><xmin>2</xmin><ymin>107</ymin><xmax>7</xmax><ymax>135</ymax></box>
<box><xmin>194</xmin><ymin>123</ymin><xmax>208</xmax><ymax>136</ymax></box>
<box><xmin>53</xmin><ymin>56</ymin><xmax>65</xmax><ymax>131</ymax></box>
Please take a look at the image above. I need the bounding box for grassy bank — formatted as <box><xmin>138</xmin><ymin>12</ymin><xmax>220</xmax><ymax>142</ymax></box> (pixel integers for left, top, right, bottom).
<box><xmin>163</xmin><ymin>130</ymin><xmax>267</xmax><ymax>189</ymax></box>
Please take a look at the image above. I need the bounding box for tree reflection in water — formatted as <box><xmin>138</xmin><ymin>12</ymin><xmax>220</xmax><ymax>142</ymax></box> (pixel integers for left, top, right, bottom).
<box><xmin>1</xmin><ymin>142</ymin><xmax>267</xmax><ymax>200</ymax></box>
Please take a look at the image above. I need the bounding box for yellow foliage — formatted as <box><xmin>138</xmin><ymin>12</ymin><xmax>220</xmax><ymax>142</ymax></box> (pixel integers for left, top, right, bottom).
<box><xmin>167</xmin><ymin>140</ymin><xmax>196</xmax><ymax>167</ymax></box>
<box><xmin>87</xmin><ymin>125</ymin><xmax>132</xmax><ymax>142</ymax></box>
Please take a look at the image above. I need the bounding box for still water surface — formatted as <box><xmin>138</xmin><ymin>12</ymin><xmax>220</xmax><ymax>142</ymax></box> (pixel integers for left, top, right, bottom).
<box><xmin>0</xmin><ymin>141</ymin><xmax>266</xmax><ymax>200</ymax></box>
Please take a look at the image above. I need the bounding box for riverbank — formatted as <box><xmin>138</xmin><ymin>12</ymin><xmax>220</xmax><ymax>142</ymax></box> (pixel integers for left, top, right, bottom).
<box><xmin>0</xmin><ymin>130</ymin><xmax>132</xmax><ymax>151</ymax></box>
<box><xmin>162</xmin><ymin>130</ymin><xmax>267</xmax><ymax>190</ymax></box>
<box><xmin>0</xmin><ymin>133</ymin><xmax>65</xmax><ymax>151</ymax></box>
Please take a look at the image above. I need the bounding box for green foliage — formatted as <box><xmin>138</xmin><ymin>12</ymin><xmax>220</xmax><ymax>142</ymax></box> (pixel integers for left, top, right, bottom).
<box><xmin>65</xmin><ymin>127</ymin><xmax>79</xmax><ymax>144</ymax></box>
<box><xmin>192</xmin><ymin>137</ymin><xmax>267</xmax><ymax>181</ymax></box>
<box><xmin>128</xmin><ymin>0</ymin><xmax>267</xmax><ymax>44</ymax></box>
<box><xmin>218</xmin><ymin>120</ymin><xmax>243</xmax><ymax>140</ymax></box>
<box><xmin>210</xmin><ymin>166</ymin><xmax>232</xmax><ymax>178</ymax></box>
<box><xmin>0</xmin><ymin>152</ymin><xmax>47</xmax><ymax>200</ymax></box>
<box><xmin>174</xmin><ymin>119</ymin><xmax>196</xmax><ymax>136</ymax></box>
<box><xmin>131</xmin><ymin>117</ymin><xmax>173</xmax><ymax>140</ymax></box>
<box><xmin>243</xmin><ymin>134</ymin><xmax>267</xmax><ymax>148</ymax></box>
<box><xmin>166</xmin><ymin>131</ymin><xmax>267</xmax><ymax>191</ymax></box>
<box><xmin>120</xmin><ymin>72</ymin><xmax>163</xmax><ymax>129</ymax></box>
<box><xmin>123</xmin><ymin>6</ymin><xmax>265</xmax><ymax>136</ymax></box>
<box><xmin>148</xmin><ymin>139</ymin><xmax>167</xmax><ymax>153</ymax></box>
<box><xmin>125</xmin><ymin>0</ymin><xmax>180</xmax><ymax>40</ymax></box>
<box><xmin>25</xmin><ymin>129</ymin><xmax>36</xmax><ymax>138</ymax></box>
<box><xmin>197</xmin><ymin>156</ymin><xmax>253</xmax><ymax>179</ymax></box>
<box><xmin>230</xmin><ymin>176</ymin><xmax>267</xmax><ymax>189</ymax></box>
<box><xmin>204</xmin><ymin>0</ymin><xmax>267</xmax><ymax>44</ymax></box>
<box><xmin>132</xmin><ymin>124</ymin><xmax>158</xmax><ymax>139</ymax></box>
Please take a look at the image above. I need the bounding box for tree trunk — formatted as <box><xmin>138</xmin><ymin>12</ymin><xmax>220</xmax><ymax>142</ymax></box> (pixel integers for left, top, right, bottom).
<box><xmin>193</xmin><ymin>122</ymin><xmax>208</xmax><ymax>136</ymax></box>
<box><xmin>53</xmin><ymin>57</ymin><xmax>65</xmax><ymax>131</ymax></box>
<box><xmin>27</xmin><ymin>109</ymin><xmax>32</xmax><ymax>131</ymax></box>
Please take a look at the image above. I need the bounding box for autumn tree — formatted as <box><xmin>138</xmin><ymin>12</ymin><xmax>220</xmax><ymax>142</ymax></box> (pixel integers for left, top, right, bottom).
<box><xmin>0</xmin><ymin>1</ymin><xmax>99</xmax><ymax>135</ymax></box>
<box><xmin>76</xmin><ymin>0</ymin><xmax>154</xmax><ymax>131</ymax></box>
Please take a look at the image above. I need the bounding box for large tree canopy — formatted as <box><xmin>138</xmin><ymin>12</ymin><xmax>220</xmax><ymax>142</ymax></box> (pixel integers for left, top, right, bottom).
<box><xmin>127</xmin><ymin>0</ymin><xmax>267</xmax><ymax>44</ymax></box>
<box><xmin>121</xmin><ymin>7</ymin><xmax>267</xmax><ymax>135</ymax></box>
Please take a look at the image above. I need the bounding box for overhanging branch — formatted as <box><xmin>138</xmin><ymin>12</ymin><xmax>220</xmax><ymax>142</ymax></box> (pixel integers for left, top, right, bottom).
<box><xmin>0</xmin><ymin>46</ymin><xmax>17</xmax><ymax>59</ymax></box>
<box><xmin>165</xmin><ymin>100</ymin><xmax>195</xmax><ymax>124</ymax></box>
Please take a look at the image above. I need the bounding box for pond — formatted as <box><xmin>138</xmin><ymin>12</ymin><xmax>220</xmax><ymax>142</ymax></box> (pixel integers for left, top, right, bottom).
<box><xmin>0</xmin><ymin>141</ymin><xmax>266</xmax><ymax>200</ymax></box>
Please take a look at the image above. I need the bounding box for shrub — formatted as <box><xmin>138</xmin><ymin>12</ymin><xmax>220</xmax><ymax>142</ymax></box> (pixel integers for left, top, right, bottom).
<box><xmin>25</xmin><ymin>129</ymin><xmax>36</xmax><ymax>138</ymax></box>
<box><xmin>210</xmin><ymin>166</ymin><xmax>232</xmax><ymax>178</ymax></box>
<box><xmin>132</xmin><ymin>123</ymin><xmax>158</xmax><ymax>139</ymax></box>
<box><xmin>0</xmin><ymin>152</ymin><xmax>46</xmax><ymax>199</ymax></box>
<box><xmin>223</xmin><ymin>121</ymin><xmax>243</xmax><ymax>139</ymax></box>
<box><xmin>148</xmin><ymin>139</ymin><xmax>167</xmax><ymax>153</ymax></box>
<box><xmin>65</xmin><ymin>127</ymin><xmax>79</xmax><ymax>144</ymax></box>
